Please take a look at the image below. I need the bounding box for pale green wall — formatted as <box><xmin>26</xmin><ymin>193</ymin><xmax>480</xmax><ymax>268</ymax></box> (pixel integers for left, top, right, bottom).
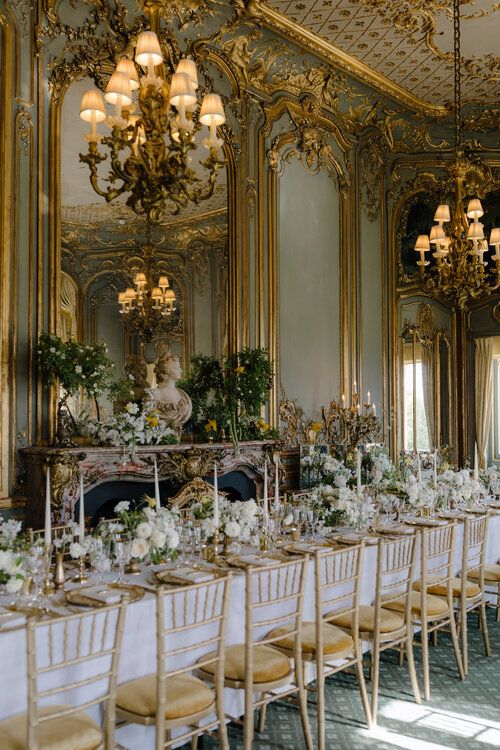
<box><xmin>279</xmin><ymin>159</ymin><xmax>341</xmax><ymax>416</ymax></box>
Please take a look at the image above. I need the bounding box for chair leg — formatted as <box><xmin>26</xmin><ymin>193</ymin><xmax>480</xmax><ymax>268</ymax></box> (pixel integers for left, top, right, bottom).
<box><xmin>432</xmin><ymin>630</ymin><xmax>438</xmax><ymax>647</ymax></box>
<box><xmin>421</xmin><ymin>620</ymin><xmax>430</xmax><ymax>701</ymax></box>
<box><xmin>316</xmin><ymin>658</ymin><xmax>326</xmax><ymax>750</ymax></box>
<box><xmin>354</xmin><ymin>642</ymin><xmax>373</xmax><ymax>729</ymax></box>
<box><xmin>461</xmin><ymin>604</ymin><xmax>468</xmax><ymax>677</ymax></box>
<box><xmin>480</xmin><ymin>600</ymin><xmax>492</xmax><ymax>657</ymax></box>
<box><xmin>449</xmin><ymin>610</ymin><xmax>465</xmax><ymax>682</ymax></box>
<box><xmin>191</xmin><ymin>734</ymin><xmax>199</xmax><ymax>750</ymax></box>
<box><xmin>370</xmin><ymin>639</ymin><xmax>381</xmax><ymax>724</ymax></box>
<box><xmin>398</xmin><ymin>643</ymin><xmax>405</xmax><ymax>667</ymax></box>
<box><xmin>257</xmin><ymin>702</ymin><xmax>267</xmax><ymax>734</ymax></box>
<box><xmin>405</xmin><ymin>630</ymin><xmax>421</xmax><ymax>705</ymax></box>
<box><xmin>243</xmin><ymin>687</ymin><xmax>254</xmax><ymax>750</ymax></box>
<box><xmin>296</xmin><ymin>656</ymin><xmax>314</xmax><ymax>750</ymax></box>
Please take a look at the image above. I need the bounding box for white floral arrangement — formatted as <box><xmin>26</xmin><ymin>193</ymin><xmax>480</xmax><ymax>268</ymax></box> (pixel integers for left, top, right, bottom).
<box><xmin>310</xmin><ymin>485</ymin><xmax>373</xmax><ymax>528</ymax></box>
<box><xmin>403</xmin><ymin>475</ymin><xmax>437</xmax><ymax>510</ymax></box>
<box><xmin>107</xmin><ymin>500</ymin><xmax>180</xmax><ymax>564</ymax></box>
<box><xmin>0</xmin><ymin>518</ymin><xmax>28</xmax><ymax>594</ymax></box>
<box><xmin>481</xmin><ymin>465</ymin><xmax>500</xmax><ymax>494</ymax></box>
<box><xmin>301</xmin><ymin>452</ymin><xmax>353</xmax><ymax>489</ymax></box>
<box><xmin>435</xmin><ymin>469</ymin><xmax>484</xmax><ymax>508</ymax></box>
<box><xmin>52</xmin><ymin>521</ymin><xmax>92</xmax><ymax>559</ymax></box>
<box><xmin>87</xmin><ymin>401</ymin><xmax>178</xmax><ymax>448</ymax></box>
<box><xmin>364</xmin><ymin>445</ymin><xmax>396</xmax><ymax>486</ymax></box>
<box><xmin>219</xmin><ymin>499</ymin><xmax>261</xmax><ymax>542</ymax></box>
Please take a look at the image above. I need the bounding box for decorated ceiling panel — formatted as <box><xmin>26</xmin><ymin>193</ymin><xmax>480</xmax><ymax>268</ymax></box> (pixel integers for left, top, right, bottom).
<box><xmin>267</xmin><ymin>0</ymin><xmax>500</xmax><ymax>105</ymax></box>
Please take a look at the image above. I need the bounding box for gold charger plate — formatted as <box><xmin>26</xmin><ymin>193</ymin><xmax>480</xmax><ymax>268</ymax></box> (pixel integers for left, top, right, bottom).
<box><xmin>225</xmin><ymin>554</ymin><xmax>285</xmax><ymax>569</ymax></box>
<box><xmin>4</xmin><ymin>604</ymin><xmax>45</xmax><ymax>620</ymax></box>
<box><xmin>66</xmin><ymin>583</ymin><xmax>144</xmax><ymax>608</ymax></box>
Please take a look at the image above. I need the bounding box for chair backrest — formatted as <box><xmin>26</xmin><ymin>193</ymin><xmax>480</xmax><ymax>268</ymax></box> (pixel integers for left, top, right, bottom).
<box><xmin>245</xmin><ymin>558</ymin><xmax>307</xmax><ymax>672</ymax></box>
<box><xmin>419</xmin><ymin>522</ymin><xmax>455</xmax><ymax>596</ymax></box>
<box><xmin>462</xmin><ymin>515</ymin><xmax>489</xmax><ymax>592</ymax></box>
<box><xmin>315</xmin><ymin>543</ymin><xmax>364</xmax><ymax>637</ymax></box>
<box><xmin>374</xmin><ymin>534</ymin><xmax>418</xmax><ymax>632</ymax></box>
<box><xmin>26</xmin><ymin>600</ymin><xmax>127</xmax><ymax>750</ymax></box>
<box><xmin>156</xmin><ymin>575</ymin><xmax>232</xmax><ymax>728</ymax></box>
<box><xmin>28</xmin><ymin>525</ymin><xmax>75</xmax><ymax>546</ymax></box>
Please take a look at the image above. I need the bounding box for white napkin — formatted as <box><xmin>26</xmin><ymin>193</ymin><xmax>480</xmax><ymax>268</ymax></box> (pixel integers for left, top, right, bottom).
<box><xmin>237</xmin><ymin>555</ymin><xmax>277</xmax><ymax>566</ymax></box>
<box><xmin>403</xmin><ymin>516</ymin><xmax>447</xmax><ymax>527</ymax></box>
<box><xmin>379</xmin><ymin>525</ymin><xmax>414</xmax><ymax>535</ymax></box>
<box><xmin>287</xmin><ymin>542</ymin><xmax>325</xmax><ymax>553</ymax></box>
<box><xmin>335</xmin><ymin>533</ymin><xmax>378</xmax><ymax>545</ymax></box>
<box><xmin>167</xmin><ymin>568</ymin><xmax>214</xmax><ymax>584</ymax></box>
<box><xmin>81</xmin><ymin>585</ymin><xmax>122</xmax><ymax>605</ymax></box>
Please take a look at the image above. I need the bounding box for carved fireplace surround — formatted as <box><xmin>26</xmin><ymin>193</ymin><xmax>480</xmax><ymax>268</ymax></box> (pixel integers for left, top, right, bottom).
<box><xmin>21</xmin><ymin>441</ymin><xmax>280</xmax><ymax>528</ymax></box>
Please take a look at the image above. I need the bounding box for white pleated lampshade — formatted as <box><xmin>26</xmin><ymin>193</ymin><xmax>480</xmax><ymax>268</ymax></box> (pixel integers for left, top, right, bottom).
<box><xmin>135</xmin><ymin>31</ymin><xmax>163</xmax><ymax>68</ymax></box>
<box><xmin>429</xmin><ymin>224</ymin><xmax>446</xmax><ymax>243</ymax></box>
<box><xmin>158</xmin><ymin>276</ymin><xmax>169</xmax><ymax>289</ymax></box>
<box><xmin>80</xmin><ymin>89</ymin><xmax>106</xmax><ymax>122</ymax></box>
<box><xmin>466</xmin><ymin>198</ymin><xmax>484</xmax><ymax>219</ymax></box>
<box><xmin>434</xmin><ymin>204</ymin><xmax>451</xmax><ymax>223</ymax></box>
<box><xmin>415</xmin><ymin>234</ymin><xmax>430</xmax><ymax>251</ymax></box>
<box><xmin>176</xmin><ymin>58</ymin><xmax>198</xmax><ymax>89</ymax></box>
<box><xmin>467</xmin><ymin>221</ymin><xmax>484</xmax><ymax>240</ymax></box>
<box><xmin>489</xmin><ymin>227</ymin><xmax>500</xmax><ymax>246</ymax></box>
<box><xmin>199</xmin><ymin>93</ymin><xmax>225</xmax><ymax>126</ymax></box>
<box><xmin>116</xmin><ymin>59</ymin><xmax>139</xmax><ymax>91</ymax></box>
<box><xmin>169</xmin><ymin>72</ymin><xmax>196</xmax><ymax>108</ymax></box>
<box><xmin>104</xmin><ymin>70</ymin><xmax>132</xmax><ymax>107</ymax></box>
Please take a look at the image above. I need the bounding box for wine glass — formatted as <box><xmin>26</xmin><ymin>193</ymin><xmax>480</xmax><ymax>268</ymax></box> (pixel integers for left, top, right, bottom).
<box><xmin>90</xmin><ymin>538</ymin><xmax>111</xmax><ymax>584</ymax></box>
<box><xmin>113</xmin><ymin>538</ymin><xmax>131</xmax><ymax>584</ymax></box>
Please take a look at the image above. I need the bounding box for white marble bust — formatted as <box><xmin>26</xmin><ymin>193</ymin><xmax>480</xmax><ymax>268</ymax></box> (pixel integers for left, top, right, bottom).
<box><xmin>147</xmin><ymin>345</ymin><xmax>192</xmax><ymax>430</ymax></box>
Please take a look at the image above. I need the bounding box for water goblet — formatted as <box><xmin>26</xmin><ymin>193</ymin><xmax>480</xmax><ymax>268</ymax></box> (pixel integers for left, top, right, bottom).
<box><xmin>90</xmin><ymin>538</ymin><xmax>111</xmax><ymax>584</ymax></box>
<box><xmin>113</xmin><ymin>538</ymin><xmax>131</xmax><ymax>584</ymax></box>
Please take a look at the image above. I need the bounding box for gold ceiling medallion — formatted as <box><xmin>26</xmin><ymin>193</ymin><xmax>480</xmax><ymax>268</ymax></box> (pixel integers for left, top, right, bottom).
<box><xmin>77</xmin><ymin>1</ymin><xmax>227</xmax><ymax>223</ymax></box>
<box><xmin>415</xmin><ymin>0</ymin><xmax>500</xmax><ymax>311</ymax></box>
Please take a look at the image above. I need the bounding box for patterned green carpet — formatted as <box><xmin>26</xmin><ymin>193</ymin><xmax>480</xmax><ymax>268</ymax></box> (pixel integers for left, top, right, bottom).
<box><xmin>200</xmin><ymin>609</ymin><xmax>500</xmax><ymax>749</ymax></box>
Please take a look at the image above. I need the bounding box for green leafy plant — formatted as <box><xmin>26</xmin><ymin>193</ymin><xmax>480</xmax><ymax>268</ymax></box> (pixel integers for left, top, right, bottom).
<box><xmin>180</xmin><ymin>348</ymin><xmax>279</xmax><ymax>447</ymax></box>
<box><xmin>36</xmin><ymin>333</ymin><xmax>133</xmax><ymax>428</ymax></box>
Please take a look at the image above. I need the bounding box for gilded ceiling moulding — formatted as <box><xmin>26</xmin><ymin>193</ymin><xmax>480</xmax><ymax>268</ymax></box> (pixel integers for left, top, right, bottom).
<box><xmin>250</xmin><ymin>1</ymin><xmax>448</xmax><ymax>117</ymax></box>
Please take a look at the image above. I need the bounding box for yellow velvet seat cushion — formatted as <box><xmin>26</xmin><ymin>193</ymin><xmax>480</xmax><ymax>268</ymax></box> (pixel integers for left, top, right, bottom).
<box><xmin>267</xmin><ymin>621</ymin><xmax>354</xmax><ymax>656</ymax></box>
<box><xmin>116</xmin><ymin>673</ymin><xmax>214</xmax><ymax>720</ymax></box>
<box><xmin>383</xmin><ymin>591</ymin><xmax>448</xmax><ymax>619</ymax></box>
<box><xmin>468</xmin><ymin>564</ymin><xmax>500</xmax><ymax>583</ymax></box>
<box><xmin>0</xmin><ymin>704</ymin><xmax>102</xmax><ymax>750</ymax></box>
<box><xmin>413</xmin><ymin>576</ymin><xmax>481</xmax><ymax>599</ymax></box>
<box><xmin>329</xmin><ymin>605</ymin><xmax>405</xmax><ymax>634</ymax></box>
<box><xmin>200</xmin><ymin>644</ymin><xmax>291</xmax><ymax>683</ymax></box>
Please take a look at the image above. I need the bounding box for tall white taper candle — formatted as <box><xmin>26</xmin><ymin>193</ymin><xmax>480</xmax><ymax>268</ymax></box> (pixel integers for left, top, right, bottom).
<box><xmin>154</xmin><ymin>456</ymin><xmax>161</xmax><ymax>509</ymax></box>
<box><xmin>79</xmin><ymin>471</ymin><xmax>85</xmax><ymax>543</ymax></box>
<box><xmin>474</xmin><ymin>442</ymin><xmax>479</xmax><ymax>482</ymax></box>
<box><xmin>263</xmin><ymin>460</ymin><xmax>269</xmax><ymax>521</ymax></box>
<box><xmin>433</xmin><ymin>449</ymin><xmax>438</xmax><ymax>489</ymax></box>
<box><xmin>44</xmin><ymin>465</ymin><xmax>51</xmax><ymax>548</ymax></box>
<box><xmin>417</xmin><ymin>453</ymin><xmax>422</xmax><ymax>484</ymax></box>
<box><xmin>274</xmin><ymin>453</ymin><xmax>280</xmax><ymax>510</ymax></box>
<box><xmin>213</xmin><ymin>462</ymin><xmax>219</xmax><ymax>529</ymax></box>
<box><xmin>356</xmin><ymin>448</ymin><xmax>362</xmax><ymax>496</ymax></box>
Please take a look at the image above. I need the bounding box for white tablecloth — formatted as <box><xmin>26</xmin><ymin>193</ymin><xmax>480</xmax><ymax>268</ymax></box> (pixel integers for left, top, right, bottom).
<box><xmin>0</xmin><ymin>515</ymin><xmax>498</xmax><ymax>749</ymax></box>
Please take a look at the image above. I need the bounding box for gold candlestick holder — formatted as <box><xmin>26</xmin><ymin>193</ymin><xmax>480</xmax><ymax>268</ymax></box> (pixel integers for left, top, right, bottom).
<box><xmin>42</xmin><ymin>546</ymin><xmax>54</xmax><ymax>596</ymax></box>
<box><xmin>72</xmin><ymin>556</ymin><xmax>88</xmax><ymax>584</ymax></box>
<box><xmin>207</xmin><ymin>529</ymin><xmax>224</xmax><ymax>565</ymax></box>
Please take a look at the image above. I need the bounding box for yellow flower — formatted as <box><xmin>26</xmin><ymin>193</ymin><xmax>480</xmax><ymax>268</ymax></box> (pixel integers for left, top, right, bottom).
<box><xmin>146</xmin><ymin>414</ymin><xmax>159</xmax><ymax>427</ymax></box>
<box><xmin>256</xmin><ymin>418</ymin><xmax>269</xmax><ymax>431</ymax></box>
<box><xmin>205</xmin><ymin>419</ymin><xmax>217</xmax><ymax>433</ymax></box>
<box><xmin>311</xmin><ymin>421</ymin><xmax>323</xmax><ymax>433</ymax></box>
<box><xmin>146</xmin><ymin>496</ymin><xmax>157</xmax><ymax>508</ymax></box>
<box><xmin>234</xmin><ymin>365</ymin><xmax>245</xmax><ymax>374</ymax></box>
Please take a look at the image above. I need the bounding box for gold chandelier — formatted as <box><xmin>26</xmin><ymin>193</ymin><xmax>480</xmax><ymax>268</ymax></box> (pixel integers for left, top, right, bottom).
<box><xmin>78</xmin><ymin>2</ymin><xmax>226</xmax><ymax>224</ymax></box>
<box><xmin>118</xmin><ymin>233</ymin><xmax>177</xmax><ymax>343</ymax></box>
<box><xmin>415</xmin><ymin>0</ymin><xmax>500</xmax><ymax>310</ymax></box>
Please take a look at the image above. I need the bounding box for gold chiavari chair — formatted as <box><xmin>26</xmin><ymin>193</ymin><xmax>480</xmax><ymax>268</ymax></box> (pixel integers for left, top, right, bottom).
<box><xmin>0</xmin><ymin>601</ymin><xmax>127</xmax><ymax>750</ymax></box>
<box><xmin>330</xmin><ymin>536</ymin><xmax>421</xmax><ymax>724</ymax></box>
<box><xmin>385</xmin><ymin>523</ymin><xmax>465</xmax><ymax>700</ymax></box>
<box><xmin>269</xmin><ymin>544</ymin><xmax>372</xmax><ymax>749</ymax></box>
<box><xmin>28</xmin><ymin>525</ymin><xmax>75</xmax><ymax>546</ymax></box>
<box><xmin>116</xmin><ymin>576</ymin><xmax>232</xmax><ymax>750</ymax></box>
<box><xmin>198</xmin><ymin>558</ymin><xmax>313</xmax><ymax>750</ymax></box>
<box><xmin>423</xmin><ymin>516</ymin><xmax>491</xmax><ymax>674</ymax></box>
<box><xmin>467</xmin><ymin>534</ymin><xmax>500</xmax><ymax>624</ymax></box>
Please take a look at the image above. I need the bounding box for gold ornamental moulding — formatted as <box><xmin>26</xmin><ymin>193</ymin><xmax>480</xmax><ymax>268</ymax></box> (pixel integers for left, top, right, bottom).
<box><xmin>251</xmin><ymin>1</ymin><xmax>449</xmax><ymax>117</ymax></box>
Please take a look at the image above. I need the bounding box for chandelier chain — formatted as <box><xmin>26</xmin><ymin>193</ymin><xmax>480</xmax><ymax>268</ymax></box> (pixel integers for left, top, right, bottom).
<box><xmin>453</xmin><ymin>0</ymin><xmax>461</xmax><ymax>156</ymax></box>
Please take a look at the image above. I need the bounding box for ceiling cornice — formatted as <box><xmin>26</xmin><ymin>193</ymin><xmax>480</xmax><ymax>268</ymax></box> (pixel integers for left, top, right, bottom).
<box><xmin>255</xmin><ymin>1</ymin><xmax>449</xmax><ymax>118</ymax></box>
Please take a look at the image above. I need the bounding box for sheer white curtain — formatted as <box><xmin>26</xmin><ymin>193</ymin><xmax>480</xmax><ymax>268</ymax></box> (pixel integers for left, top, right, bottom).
<box><xmin>475</xmin><ymin>337</ymin><xmax>494</xmax><ymax>469</ymax></box>
<box><xmin>421</xmin><ymin>342</ymin><xmax>435</xmax><ymax>449</ymax></box>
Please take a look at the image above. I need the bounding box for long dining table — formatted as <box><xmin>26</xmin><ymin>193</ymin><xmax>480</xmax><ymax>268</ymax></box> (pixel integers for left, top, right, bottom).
<box><xmin>0</xmin><ymin>513</ymin><xmax>499</xmax><ymax>749</ymax></box>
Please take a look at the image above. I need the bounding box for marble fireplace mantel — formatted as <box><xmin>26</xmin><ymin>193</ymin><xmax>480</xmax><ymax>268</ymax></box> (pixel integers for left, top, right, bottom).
<box><xmin>21</xmin><ymin>441</ymin><xmax>279</xmax><ymax>527</ymax></box>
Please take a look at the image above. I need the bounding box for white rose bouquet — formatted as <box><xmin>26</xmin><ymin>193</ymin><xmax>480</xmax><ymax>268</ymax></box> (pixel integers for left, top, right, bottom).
<box><xmin>0</xmin><ymin>518</ymin><xmax>28</xmax><ymax>594</ymax></box>
<box><xmin>301</xmin><ymin>452</ymin><xmax>353</xmax><ymax>489</ymax></box>
<box><xmin>219</xmin><ymin>499</ymin><xmax>261</xmax><ymax>542</ymax></box>
<box><xmin>87</xmin><ymin>401</ymin><xmax>178</xmax><ymax>449</ymax></box>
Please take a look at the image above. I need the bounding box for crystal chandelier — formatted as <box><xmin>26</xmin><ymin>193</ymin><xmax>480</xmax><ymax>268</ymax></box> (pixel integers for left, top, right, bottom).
<box><xmin>414</xmin><ymin>0</ymin><xmax>500</xmax><ymax>310</ymax></box>
<box><xmin>78</xmin><ymin>3</ymin><xmax>226</xmax><ymax>224</ymax></box>
<box><xmin>117</xmin><ymin>234</ymin><xmax>177</xmax><ymax>343</ymax></box>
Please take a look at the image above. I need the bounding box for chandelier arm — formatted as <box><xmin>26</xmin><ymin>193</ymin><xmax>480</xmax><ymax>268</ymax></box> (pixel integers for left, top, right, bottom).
<box><xmin>79</xmin><ymin>145</ymin><xmax>130</xmax><ymax>203</ymax></box>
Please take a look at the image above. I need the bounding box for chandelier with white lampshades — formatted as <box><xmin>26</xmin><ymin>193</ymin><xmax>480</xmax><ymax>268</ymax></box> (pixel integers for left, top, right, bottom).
<box><xmin>414</xmin><ymin>0</ymin><xmax>500</xmax><ymax>310</ymax></box>
<box><xmin>78</xmin><ymin>3</ymin><xmax>226</xmax><ymax>224</ymax></box>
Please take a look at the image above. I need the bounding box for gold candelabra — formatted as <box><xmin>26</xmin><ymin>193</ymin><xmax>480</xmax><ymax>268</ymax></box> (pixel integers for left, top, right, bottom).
<box><xmin>322</xmin><ymin>391</ymin><xmax>380</xmax><ymax>453</ymax></box>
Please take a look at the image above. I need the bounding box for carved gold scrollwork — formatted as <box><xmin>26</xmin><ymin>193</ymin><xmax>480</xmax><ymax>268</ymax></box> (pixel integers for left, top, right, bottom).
<box><xmin>155</xmin><ymin>447</ymin><xmax>225</xmax><ymax>483</ymax></box>
<box><xmin>359</xmin><ymin>135</ymin><xmax>385</xmax><ymax>222</ymax></box>
<box><xmin>45</xmin><ymin>452</ymin><xmax>85</xmax><ymax>519</ymax></box>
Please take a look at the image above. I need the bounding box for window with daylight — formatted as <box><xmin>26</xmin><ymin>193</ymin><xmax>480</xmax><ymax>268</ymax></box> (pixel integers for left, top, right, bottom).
<box><xmin>403</xmin><ymin>350</ymin><xmax>431</xmax><ymax>452</ymax></box>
